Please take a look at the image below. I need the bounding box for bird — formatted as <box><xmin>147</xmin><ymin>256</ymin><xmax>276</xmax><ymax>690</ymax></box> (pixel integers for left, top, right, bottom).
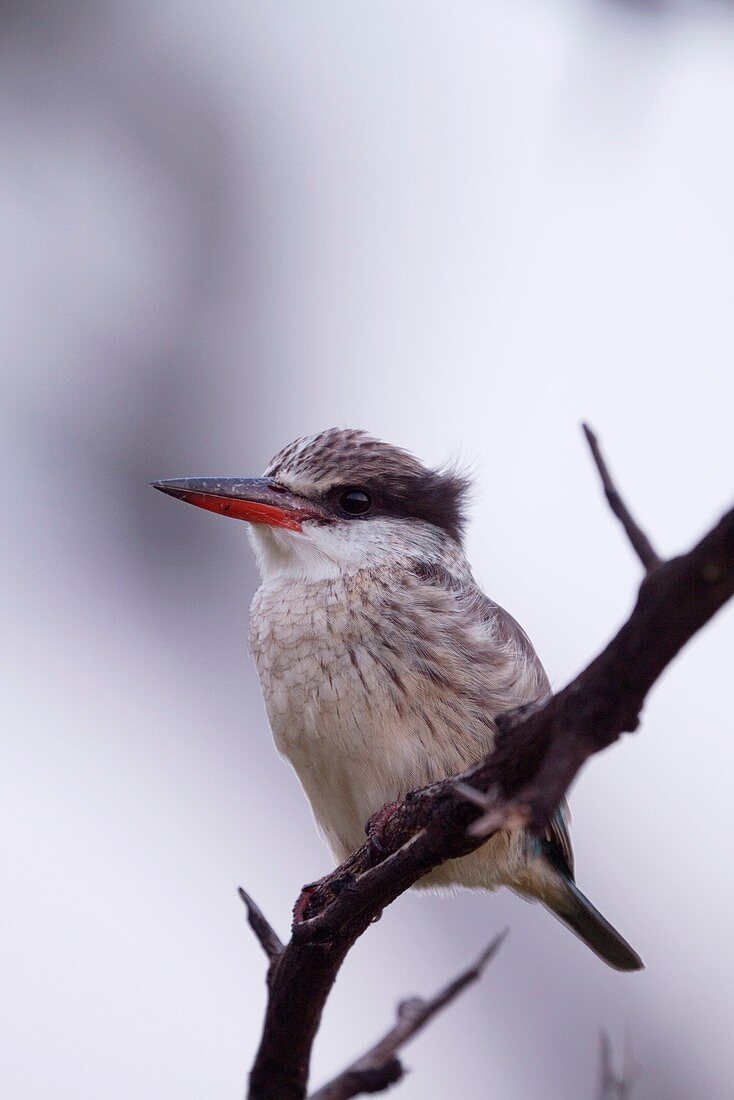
<box><xmin>153</xmin><ymin>427</ymin><xmax>643</xmax><ymax>971</ymax></box>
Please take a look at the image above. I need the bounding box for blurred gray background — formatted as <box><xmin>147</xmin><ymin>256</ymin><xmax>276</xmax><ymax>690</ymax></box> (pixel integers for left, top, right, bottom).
<box><xmin>2</xmin><ymin>2</ymin><xmax>733</xmax><ymax>1097</ymax></box>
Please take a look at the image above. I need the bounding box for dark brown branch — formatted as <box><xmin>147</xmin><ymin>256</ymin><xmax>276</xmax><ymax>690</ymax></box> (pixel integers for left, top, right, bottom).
<box><xmin>248</xmin><ymin>450</ymin><xmax>734</xmax><ymax>1098</ymax></box>
<box><xmin>238</xmin><ymin>887</ymin><xmax>284</xmax><ymax>961</ymax></box>
<box><xmin>308</xmin><ymin>933</ymin><xmax>506</xmax><ymax>1100</ymax></box>
<box><xmin>582</xmin><ymin>422</ymin><xmax>661</xmax><ymax>573</ymax></box>
<box><xmin>469</xmin><ymin>499</ymin><xmax>734</xmax><ymax>839</ymax></box>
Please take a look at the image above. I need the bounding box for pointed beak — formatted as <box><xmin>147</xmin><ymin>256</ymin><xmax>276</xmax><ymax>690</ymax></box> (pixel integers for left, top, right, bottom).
<box><xmin>150</xmin><ymin>477</ymin><xmax>328</xmax><ymax>532</ymax></box>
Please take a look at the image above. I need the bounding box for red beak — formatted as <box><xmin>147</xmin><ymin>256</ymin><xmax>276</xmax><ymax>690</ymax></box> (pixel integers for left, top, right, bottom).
<box><xmin>151</xmin><ymin>477</ymin><xmax>328</xmax><ymax>532</ymax></box>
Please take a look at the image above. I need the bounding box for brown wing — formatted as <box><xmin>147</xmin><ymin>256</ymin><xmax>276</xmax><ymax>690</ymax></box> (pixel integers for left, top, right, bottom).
<box><xmin>469</xmin><ymin>587</ymin><xmax>551</xmax><ymax>702</ymax></box>
<box><xmin>409</xmin><ymin>559</ymin><xmax>574</xmax><ymax>875</ymax></box>
<box><xmin>411</xmin><ymin>559</ymin><xmax>551</xmax><ymax>705</ymax></box>
<box><xmin>543</xmin><ymin>806</ymin><xmax>575</xmax><ymax>880</ymax></box>
<box><xmin>469</xmin><ymin>585</ymin><xmax>576</xmax><ymax>877</ymax></box>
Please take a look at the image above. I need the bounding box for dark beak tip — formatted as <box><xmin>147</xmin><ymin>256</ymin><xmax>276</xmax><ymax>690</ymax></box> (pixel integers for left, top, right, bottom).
<box><xmin>151</xmin><ymin>480</ymin><xmax>187</xmax><ymax>501</ymax></box>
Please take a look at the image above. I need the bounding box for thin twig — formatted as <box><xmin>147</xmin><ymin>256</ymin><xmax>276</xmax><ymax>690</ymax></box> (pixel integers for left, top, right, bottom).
<box><xmin>238</xmin><ymin>887</ymin><xmax>284</xmax><ymax>960</ymax></box>
<box><xmin>597</xmin><ymin>1030</ymin><xmax>639</xmax><ymax>1100</ymax></box>
<box><xmin>308</xmin><ymin>933</ymin><xmax>507</xmax><ymax>1100</ymax></box>
<box><xmin>582</xmin><ymin>422</ymin><xmax>661</xmax><ymax>573</ymax></box>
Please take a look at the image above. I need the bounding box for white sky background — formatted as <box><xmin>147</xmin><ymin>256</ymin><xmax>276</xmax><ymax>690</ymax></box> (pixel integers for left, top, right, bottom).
<box><xmin>2</xmin><ymin>2</ymin><xmax>733</xmax><ymax>1097</ymax></box>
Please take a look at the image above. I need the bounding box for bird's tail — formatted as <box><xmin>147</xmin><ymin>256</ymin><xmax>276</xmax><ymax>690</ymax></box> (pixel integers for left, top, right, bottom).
<box><xmin>541</xmin><ymin>871</ymin><xmax>644</xmax><ymax>972</ymax></box>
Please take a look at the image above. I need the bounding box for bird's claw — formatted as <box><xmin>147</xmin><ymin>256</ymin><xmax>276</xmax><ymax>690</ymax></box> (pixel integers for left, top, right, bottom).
<box><xmin>292</xmin><ymin>877</ymin><xmax>326</xmax><ymax>924</ymax></box>
<box><xmin>365</xmin><ymin>801</ymin><xmax>401</xmax><ymax>862</ymax></box>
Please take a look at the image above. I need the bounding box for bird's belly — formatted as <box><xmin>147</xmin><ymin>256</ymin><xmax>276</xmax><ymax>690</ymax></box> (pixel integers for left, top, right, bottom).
<box><xmin>260</xmin><ymin>656</ymin><xmax>432</xmax><ymax>860</ymax></box>
<box><xmin>255</xmin><ymin>656</ymin><xmax>521</xmax><ymax>887</ymax></box>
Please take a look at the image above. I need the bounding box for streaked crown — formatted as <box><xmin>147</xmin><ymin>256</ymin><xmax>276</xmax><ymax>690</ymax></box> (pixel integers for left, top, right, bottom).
<box><xmin>265</xmin><ymin>428</ymin><xmax>471</xmax><ymax>543</ymax></box>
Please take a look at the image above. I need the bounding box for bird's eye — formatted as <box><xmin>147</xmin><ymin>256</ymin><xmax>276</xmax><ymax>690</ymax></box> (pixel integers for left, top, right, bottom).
<box><xmin>338</xmin><ymin>488</ymin><xmax>372</xmax><ymax>516</ymax></box>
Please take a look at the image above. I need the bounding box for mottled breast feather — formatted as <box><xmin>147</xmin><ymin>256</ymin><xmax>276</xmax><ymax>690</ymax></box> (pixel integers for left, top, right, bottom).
<box><xmin>248</xmin><ymin>545</ymin><xmax>571</xmax><ymax>885</ymax></box>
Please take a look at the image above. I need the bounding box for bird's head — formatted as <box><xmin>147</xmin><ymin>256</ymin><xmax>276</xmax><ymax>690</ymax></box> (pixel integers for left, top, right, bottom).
<box><xmin>152</xmin><ymin>428</ymin><xmax>471</xmax><ymax>580</ymax></box>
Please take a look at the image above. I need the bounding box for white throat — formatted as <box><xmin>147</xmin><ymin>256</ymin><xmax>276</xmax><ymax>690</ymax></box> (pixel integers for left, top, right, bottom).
<box><xmin>248</xmin><ymin>518</ymin><xmax>455</xmax><ymax>584</ymax></box>
<box><xmin>248</xmin><ymin>524</ymin><xmax>346</xmax><ymax>582</ymax></box>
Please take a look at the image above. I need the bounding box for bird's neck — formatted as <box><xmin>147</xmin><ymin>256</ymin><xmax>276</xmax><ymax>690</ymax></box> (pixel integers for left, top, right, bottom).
<box><xmin>248</xmin><ymin>520</ymin><xmax>470</xmax><ymax>585</ymax></box>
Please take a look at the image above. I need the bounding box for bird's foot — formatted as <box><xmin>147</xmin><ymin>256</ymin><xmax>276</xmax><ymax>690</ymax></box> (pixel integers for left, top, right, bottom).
<box><xmin>365</xmin><ymin>801</ymin><xmax>401</xmax><ymax>862</ymax></box>
<box><xmin>292</xmin><ymin>876</ymin><xmax>328</xmax><ymax>924</ymax></box>
<box><xmin>292</xmin><ymin>871</ymin><xmax>356</xmax><ymax>924</ymax></box>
